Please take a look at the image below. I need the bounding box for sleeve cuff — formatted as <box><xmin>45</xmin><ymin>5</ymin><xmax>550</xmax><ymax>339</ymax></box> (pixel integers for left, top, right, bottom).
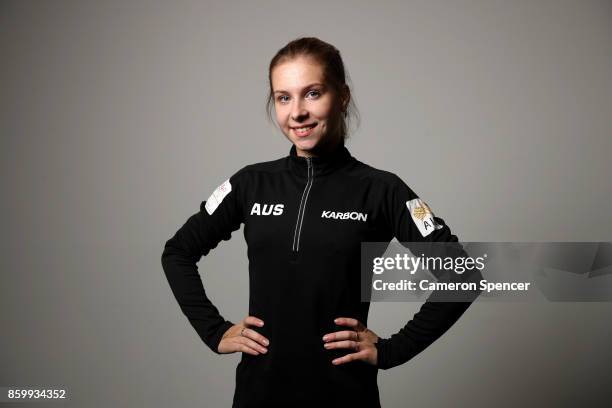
<box><xmin>191</xmin><ymin>319</ymin><xmax>235</xmax><ymax>354</ymax></box>
<box><xmin>374</xmin><ymin>337</ymin><xmax>393</xmax><ymax>370</ymax></box>
<box><xmin>210</xmin><ymin>320</ymin><xmax>235</xmax><ymax>354</ymax></box>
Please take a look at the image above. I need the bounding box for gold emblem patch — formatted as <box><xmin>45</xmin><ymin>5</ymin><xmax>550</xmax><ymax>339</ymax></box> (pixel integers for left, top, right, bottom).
<box><xmin>412</xmin><ymin>203</ymin><xmax>433</xmax><ymax>220</ymax></box>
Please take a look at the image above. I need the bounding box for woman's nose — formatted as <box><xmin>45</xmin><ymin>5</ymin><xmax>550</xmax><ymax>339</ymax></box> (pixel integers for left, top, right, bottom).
<box><xmin>290</xmin><ymin>101</ymin><xmax>308</xmax><ymax>121</ymax></box>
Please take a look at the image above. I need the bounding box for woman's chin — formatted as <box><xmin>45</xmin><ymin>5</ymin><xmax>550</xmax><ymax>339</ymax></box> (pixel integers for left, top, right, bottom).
<box><xmin>293</xmin><ymin>137</ymin><xmax>320</xmax><ymax>152</ymax></box>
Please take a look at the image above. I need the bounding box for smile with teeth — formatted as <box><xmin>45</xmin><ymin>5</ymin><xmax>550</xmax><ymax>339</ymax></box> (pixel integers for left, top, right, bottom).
<box><xmin>293</xmin><ymin>124</ymin><xmax>316</xmax><ymax>136</ymax></box>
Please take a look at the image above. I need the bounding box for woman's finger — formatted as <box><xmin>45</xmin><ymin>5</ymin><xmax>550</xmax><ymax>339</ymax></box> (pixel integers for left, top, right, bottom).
<box><xmin>236</xmin><ymin>335</ymin><xmax>268</xmax><ymax>354</ymax></box>
<box><xmin>242</xmin><ymin>327</ymin><xmax>270</xmax><ymax>347</ymax></box>
<box><xmin>322</xmin><ymin>330</ymin><xmax>358</xmax><ymax>342</ymax></box>
<box><xmin>334</xmin><ymin>317</ymin><xmax>364</xmax><ymax>330</ymax></box>
<box><xmin>243</xmin><ymin>315</ymin><xmax>265</xmax><ymax>327</ymax></box>
<box><xmin>332</xmin><ymin>349</ymin><xmax>369</xmax><ymax>365</ymax></box>
<box><xmin>237</xmin><ymin>343</ymin><xmax>260</xmax><ymax>356</ymax></box>
<box><xmin>323</xmin><ymin>340</ymin><xmax>359</xmax><ymax>351</ymax></box>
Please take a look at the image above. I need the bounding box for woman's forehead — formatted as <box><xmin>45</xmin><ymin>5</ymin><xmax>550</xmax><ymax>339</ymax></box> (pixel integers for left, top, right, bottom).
<box><xmin>271</xmin><ymin>57</ymin><xmax>325</xmax><ymax>91</ymax></box>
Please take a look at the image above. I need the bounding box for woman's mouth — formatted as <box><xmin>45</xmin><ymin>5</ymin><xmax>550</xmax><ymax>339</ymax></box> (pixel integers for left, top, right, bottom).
<box><xmin>292</xmin><ymin>123</ymin><xmax>317</xmax><ymax>137</ymax></box>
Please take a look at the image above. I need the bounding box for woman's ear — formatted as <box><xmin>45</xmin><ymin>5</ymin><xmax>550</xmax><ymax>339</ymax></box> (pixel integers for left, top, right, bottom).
<box><xmin>341</xmin><ymin>84</ymin><xmax>350</xmax><ymax>112</ymax></box>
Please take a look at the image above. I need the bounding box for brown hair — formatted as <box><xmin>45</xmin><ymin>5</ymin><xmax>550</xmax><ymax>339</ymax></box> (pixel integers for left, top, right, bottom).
<box><xmin>265</xmin><ymin>37</ymin><xmax>360</xmax><ymax>142</ymax></box>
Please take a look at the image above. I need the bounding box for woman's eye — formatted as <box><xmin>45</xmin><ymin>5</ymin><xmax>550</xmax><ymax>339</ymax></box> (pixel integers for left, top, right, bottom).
<box><xmin>276</xmin><ymin>90</ymin><xmax>319</xmax><ymax>103</ymax></box>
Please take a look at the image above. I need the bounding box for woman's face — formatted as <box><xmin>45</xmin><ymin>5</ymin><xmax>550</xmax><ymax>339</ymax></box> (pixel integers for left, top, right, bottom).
<box><xmin>271</xmin><ymin>56</ymin><xmax>346</xmax><ymax>157</ymax></box>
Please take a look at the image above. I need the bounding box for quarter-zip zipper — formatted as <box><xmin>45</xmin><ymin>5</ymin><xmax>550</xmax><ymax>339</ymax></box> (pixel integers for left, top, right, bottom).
<box><xmin>292</xmin><ymin>157</ymin><xmax>313</xmax><ymax>252</ymax></box>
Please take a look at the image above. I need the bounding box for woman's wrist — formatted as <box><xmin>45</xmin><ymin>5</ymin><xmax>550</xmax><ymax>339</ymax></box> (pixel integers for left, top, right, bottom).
<box><xmin>213</xmin><ymin>320</ymin><xmax>236</xmax><ymax>354</ymax></box>
<box><xmin>374</xmin><ymin>337</ymin><xmax>392</xmax><ymax>370</ymax></box>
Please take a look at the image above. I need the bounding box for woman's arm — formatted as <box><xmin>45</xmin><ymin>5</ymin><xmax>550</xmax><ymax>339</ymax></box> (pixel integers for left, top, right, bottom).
<box><xmin>161</xmin><ymin>171</ymin><xmax>246</xmax><ymax>354</ymax></box>
<box><xmin>375</xmin><ymin>174</ymin><xmax>481</xmax><ymax>370</ymax></box>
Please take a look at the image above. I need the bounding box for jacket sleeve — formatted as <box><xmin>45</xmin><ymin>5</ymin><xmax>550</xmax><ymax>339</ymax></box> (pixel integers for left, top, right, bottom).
<box><xmin>161</xmin><ymin>170</ymin><xmax>246</xmax><ymax>354</ymax></box>
<box><xmin>374</xmin><ymin>174</ymin><xmax>479</xmax><ymax>369</ymax></box>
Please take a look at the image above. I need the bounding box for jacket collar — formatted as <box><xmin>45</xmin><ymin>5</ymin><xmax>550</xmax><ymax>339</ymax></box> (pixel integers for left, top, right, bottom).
<box><xmin>287</xmin><ymin>142</ymin><xmax>354</xmax><ymax>179</ymax></box>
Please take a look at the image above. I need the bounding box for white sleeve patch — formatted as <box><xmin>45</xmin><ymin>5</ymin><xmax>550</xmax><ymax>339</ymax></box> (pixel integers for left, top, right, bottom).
<box><xmin>406</xmin><ymin>198</ymin><xmax>444</xmax><ymax>237</ymax></box>
<box><xmin>204</xmin><ymin>179</ymin><xmax>232</xmax><ymax>215</ymax></box>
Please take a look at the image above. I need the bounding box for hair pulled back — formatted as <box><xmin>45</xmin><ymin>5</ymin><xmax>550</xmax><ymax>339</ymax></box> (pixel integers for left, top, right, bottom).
<box><xmin>265</xmin><ymin>37</ymin><xmax>360</xmax><ymax>142</ymax></box>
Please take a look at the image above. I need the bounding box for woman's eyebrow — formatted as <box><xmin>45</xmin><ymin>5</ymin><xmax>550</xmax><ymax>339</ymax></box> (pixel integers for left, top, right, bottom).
<box><xmin>273</xmin><ymin>83</ymin><xmax>325</xmax><ymax>94</ymax></box>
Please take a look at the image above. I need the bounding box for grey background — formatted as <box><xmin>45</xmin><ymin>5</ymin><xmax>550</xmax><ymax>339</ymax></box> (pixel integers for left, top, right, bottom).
<box><xmin>1</xmin><ymin>0</ymin><xmax>611</xmax><ymax>407</ymax></box>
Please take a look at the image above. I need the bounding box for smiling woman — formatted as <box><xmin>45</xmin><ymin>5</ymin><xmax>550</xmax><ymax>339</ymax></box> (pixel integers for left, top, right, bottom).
<box><xmin>162</xmin><ymin>37</ymin><xmax>478</xmax><ymax>408</ymax></box>
<box><xmin>265</xmin><ymin>39</ymin><xmax>359</xmax><ymax>158</ymax></box>
<box><xmin>271</xmin><ymin>63</ymin><xmax>338</xmax><ymax>150</ymax></box>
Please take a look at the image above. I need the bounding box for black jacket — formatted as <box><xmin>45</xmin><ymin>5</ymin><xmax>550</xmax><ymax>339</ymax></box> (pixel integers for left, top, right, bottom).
<box><xmin>161</xmin><ymin>142</ymin><xmax>475</xmax><ymax>407</ymax></box>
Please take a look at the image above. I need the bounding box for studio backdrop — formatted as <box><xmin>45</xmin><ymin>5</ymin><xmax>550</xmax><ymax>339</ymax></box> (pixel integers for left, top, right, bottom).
<box><xmin>1</xmin><ymin>1</ymin><xmax>611</xmax><ymax>407</ymax></box>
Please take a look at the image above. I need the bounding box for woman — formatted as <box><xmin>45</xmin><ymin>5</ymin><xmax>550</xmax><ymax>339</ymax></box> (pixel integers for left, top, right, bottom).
<box><xmin>162</xmin><ymin>37</ymin><xmax>476</xmax><ymax>408</ymax></box>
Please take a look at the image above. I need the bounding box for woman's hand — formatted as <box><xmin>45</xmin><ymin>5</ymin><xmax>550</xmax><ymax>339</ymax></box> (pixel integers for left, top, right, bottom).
<box><xmin>218</xmin><ymin>316</ymin><xmax>269</xmax><ymax>356</ymax></box>
<box><xmin>322</xmin><ymin>317</ymin><xmax>379</xmax><ymax>366</ymax></box>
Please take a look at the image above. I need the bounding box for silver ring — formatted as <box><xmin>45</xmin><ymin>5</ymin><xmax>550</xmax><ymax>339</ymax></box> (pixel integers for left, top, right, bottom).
<box><xmin>240</xmin><ymin>327</ymin><xmax>247</xmax><ymax>337</ymax></box>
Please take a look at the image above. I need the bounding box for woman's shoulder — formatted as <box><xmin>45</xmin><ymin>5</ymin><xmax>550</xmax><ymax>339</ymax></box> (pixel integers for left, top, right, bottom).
<box><xmin>348</xmin><ymin>157</ymin><xmax>407</xmax><ymax>187</ymax></box>
<box><xmin>231</xmin><ymin>156</ymin><xmax>287</xmax><ymax>178</ymax></box>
